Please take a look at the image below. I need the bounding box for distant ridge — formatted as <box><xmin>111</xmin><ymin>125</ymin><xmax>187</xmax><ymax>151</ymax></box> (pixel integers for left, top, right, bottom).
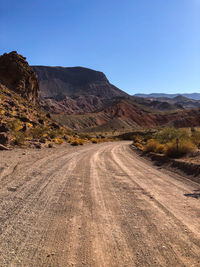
<box><xmin>32</xmin><ymin>65</ymin><xmax>200</xmax><ymax>132</ymax></box>
<box><xmin>134</xmin><ymin>93</ymin><xmax>200</xmax><ymax>100</ymax></box>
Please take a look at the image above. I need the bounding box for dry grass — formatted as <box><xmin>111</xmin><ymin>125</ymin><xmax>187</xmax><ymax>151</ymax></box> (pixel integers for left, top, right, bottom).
<box><xmin>134</xmin><ymin>142</ymin><xmax>144</xmax><ymax>150</ymax></box>
<box><xmin>191</xmin><ymin>130</ymin><xmax>200</xmax><ymax>146</ymax></box>
<box><xmin>164</xmin><ymin>140</ymin><xmax>196</xmax><ymax>158</ymax></box>
<box><xmin>144</xmin><ymin>139</ymin><xmax>165</xmax><ymax>154</ymax></box>
<box><xmin>71</xmin><ymin>139</ymin><xmax>85</xmax><ymax>146</ymax></box>
<box><xmin>91</xmin><ymin>138</ymin><xmax>98</xmax><ymax>144</ymax></box>
<box><xmin>139</xmin><ymin>127</ymin><xmax>197</xmax><ymax>158</ymax></box>
<box><xmin>155</xmin><ymin>127</ymin><xmax>189</xmax><ymax>144</ymax></box>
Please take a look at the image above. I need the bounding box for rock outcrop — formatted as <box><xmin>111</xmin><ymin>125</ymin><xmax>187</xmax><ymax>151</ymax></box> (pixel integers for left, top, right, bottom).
<box><xmin>0</xmin><ymin>51</ymin><xmax>39</xmax><ymax>104</ymax></box>
<box><xmin>0</xmin><ymin>82</ymin><xmax>69</xmax><ymax>148</ymax></box>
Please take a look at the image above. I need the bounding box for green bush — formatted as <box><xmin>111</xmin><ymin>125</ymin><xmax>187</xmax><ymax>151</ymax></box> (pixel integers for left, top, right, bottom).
<box><xmin>155</xmin><ymin>127</ymin><xmax>189</xmax><ymax>144</ymax></box>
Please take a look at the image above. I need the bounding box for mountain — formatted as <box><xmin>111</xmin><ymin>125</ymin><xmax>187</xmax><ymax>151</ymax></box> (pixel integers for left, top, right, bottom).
<box><xmin>32</xmin><ymin>65</ymin><xmax>200</xmax><ymax>132</ymax></box>
<box><xmin>166</xmin><ymin>95</ymin><xmax>200</xmax><ymax>109</ymax></box>
<box><xmin>0</xmin><ymin>51</ymin><xmax>73</xmax><ymax>149</ymax></box>
<box><xmin>52</xmin><ymin>97</ymin><xmax>200</xmax><ymax>132</ymax></box>
<box><xmin>33</xmin><ymin>65</ymin><xmax>183</xmax><ymax>115</ymax></box>
<box><xmin>134</xmin><ymin>94</ymin><xmax>200</xmax><ymax>110</ymax></box>
<box><xmin>131</xmin><ymin>96</ymin><xmax>183</xmax><ymax>111</ymax></box>
<box><xmin>33</xmin><ymin>66</ymin><xmax>128</xmax><ymax>114</ymax></box>
<box><xmin>134</xmin><ymin>93</ymin><xmax>200</xmax><ymax>100</ymax></box>
<box><xmin>5</xmin><ymin>51</ymin><xmax>200</xmax><ymax>138</ymax></box>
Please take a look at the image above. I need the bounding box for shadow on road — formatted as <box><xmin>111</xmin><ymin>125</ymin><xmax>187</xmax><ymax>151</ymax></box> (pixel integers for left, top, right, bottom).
<box><xmin>184</xmin><ymin>189</ymin><xmax>200</xmax><ymax>199</ymax></box>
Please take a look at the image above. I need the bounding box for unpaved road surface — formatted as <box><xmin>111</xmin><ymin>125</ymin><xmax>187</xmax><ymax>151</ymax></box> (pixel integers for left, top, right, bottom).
<box><xmin>0</xmin><ymin>141</ymin><xmax>199</xmax><ymax>267</ymax></box>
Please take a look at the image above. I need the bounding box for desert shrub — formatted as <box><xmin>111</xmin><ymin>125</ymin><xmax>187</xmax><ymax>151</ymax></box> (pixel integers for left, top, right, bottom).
<box><xmin>71</xmin><ymin>140</ymin><xmax>79</xmax><ymax>146</ymax></box>
<box><xmin>155</xmin><ymin>127</ymin><xmax>189</xmax><ymax>144</ymax></box>
<box><xmin>78</xmin><ymin>139</ymin><xmax>85</xmax><ymax>145</ymax></box>
<box><xmin>28</xmin><ymin>127</ymin><xmax>49</xmax><ymax>139</ymax></box>
<box><xmin>47</xmin><ymin>128</ymin><xmax>69</xmax><ymax>139</ymax></box>
<box><xmin>155</xmin><ymin>143</ymin><xmax>165</xmax><ymax>154</ymax></box>
<box><xmin>26</xmin><ymin>122</ymin><xmax>33</xmax><ymax>129</ymax></box>
<box><xmin>132</xmin><ymin>135</ymin><xmax>143</xmax><ymax>143</ymax></box>
<box><xmin>0</xmin><ymin>108</ymin><xmax>5</xmax><ymax>115</ymax></box>
<box><xmin>164</xmin><ymin>140</ymin><xmax>196</xmax><ymax>158</ymax></box>
<box><xmin>13</xmin><ymin>131</ymin><xmax>26</xmax><ymax>145</ymax></box>
<box><xmin>191</xmin><ymin>127</ymin><xmax>195</xmax><ymax>134</ymax></box>
<box><xmin>134</xmin><ymin>142</ymin><xmax>144</xmax><ymax>150</ymax></box>
<box><xmin>8</xmin><ymin>119</ymin><xmax>23</xmax><ymax>131</ymax></box>
<box><xmin>54</xmin><ymin>128</ymin><xmax>65</xmax><ymax>136</ymax></box>
<box><xmin>68</xmin><ymin>136</ymin><xmax>75</xmax><ymax>143</ymax></box>
<box><xmin>144</xmin><ymin>139</ymin><xmax>165</xmax><ymax>154</ymax></box>
<box><xmin>64</xmin><ymin>130</ymin><xmax>73</xmax><ymax>136</ymax></box>
<box><xmin>53</xmin><ymin>138</ymin><xmax>64</xmax><ymax>144</ymax></box>
<box><xmin>145</xmin><ymin>131</ymin><xmax>154</xmax><ymax>141</ymax></box>
<box><xmin>11</xmin><ymin>110</ymin><xmax>17</xmax><ymax>116</ymax></box>
<box><xmin>79</xmin><ymin>133</ymin><xmax>92</xmax><ymax>140</ymax></box>
<box><xmin>91</xmin><ymin>138</ymin><xmax>98</xmax><ymax>144</ymax></box>
<box><xmin>49</xmin><ymin>130</ymin><xmax>57</xmax><ymax>139</ymax></box>
<box><xmin>191</xmin><ymin>130</ymin><xmax>200</xmax><ymax>146</ymax></box>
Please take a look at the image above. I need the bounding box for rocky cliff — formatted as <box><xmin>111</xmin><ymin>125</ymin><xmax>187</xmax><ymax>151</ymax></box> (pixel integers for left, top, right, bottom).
<box><xmin>33</xmin><ymin>66</ymin><xmax>128</xmax><ymax>114</ymax></box>
<box><xmin>0</xmin><ymin>51</ymin><xmax>75</xmax><ymax>149</ymax></box>
<box><xmin>0</xmin><ymin>51</ymin><xmax>39</xmax><ymax>104</ymax></box>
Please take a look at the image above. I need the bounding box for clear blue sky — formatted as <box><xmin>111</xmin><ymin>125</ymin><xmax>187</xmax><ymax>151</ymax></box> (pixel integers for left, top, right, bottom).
<box><xmin>1</xmin><ymin>0</ymin><xmax>200</xmax><ymax>94</ymax></box>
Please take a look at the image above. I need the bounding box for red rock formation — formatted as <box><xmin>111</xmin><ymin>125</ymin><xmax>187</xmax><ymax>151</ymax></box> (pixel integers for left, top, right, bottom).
<box><xmin>33</xmin><ymin>65</ymin><xmax>128</xmax><ymax>113</ymax></box>
<box><xmin>0</xmin><ymin>51</ymin><xmax>39</xmax><ymax>104</ymax></box>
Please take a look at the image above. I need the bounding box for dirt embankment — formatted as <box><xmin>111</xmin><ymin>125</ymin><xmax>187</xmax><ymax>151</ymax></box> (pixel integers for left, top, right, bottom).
<box><xmin>131</xmin><ymin>144</ymin><xmax>200</xmax><ymax>184</ymax></box>
<box><xmin>0</xmin><ymin>142</ymin><xmax>199</xmax><ymax>266</ymax></box>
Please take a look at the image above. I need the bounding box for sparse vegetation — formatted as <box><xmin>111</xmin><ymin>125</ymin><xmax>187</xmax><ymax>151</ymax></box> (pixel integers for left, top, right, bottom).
<box><xmin>164</xmin><ymin>139</ymin><xmax>196</xmax><ymax>158</ymax></box>
<box><xmin>91</xmin><ymin>138</ymin><xmax>98</xmax><ymax>144</ymax></box>
<box><xmin>13</xmin><ymin>131</ymin><xmax>26</xmax><ymax>145</ymax></box>
<box><xmin>144</xmin><ymin>139</ymin><xmax>165</xmax><ymax>154</ymax></box>
<box><xmin>154</xmin><ymin>127</ymin><xmax>189</xmax><ymax>144</ymax></box>
<box><xmin>131</xmin><ymin>127</ymin><xmax>198</xmax><ymax>158</ymax></box>
<box><xmin>191</xmin><ymin>129</ymin><xmax>200</xmax><ymax>147</ymax></box>
<box><xmin>0</xmin><ymin>84</ymin><xmax>77</xmax><ymax>148</ymax></box>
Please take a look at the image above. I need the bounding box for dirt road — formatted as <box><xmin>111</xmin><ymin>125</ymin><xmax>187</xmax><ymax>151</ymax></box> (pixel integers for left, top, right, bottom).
<box><xmin>0</xmin><ymin>141</ymin><xmax>199</xmax><ymax>266</ymax></box>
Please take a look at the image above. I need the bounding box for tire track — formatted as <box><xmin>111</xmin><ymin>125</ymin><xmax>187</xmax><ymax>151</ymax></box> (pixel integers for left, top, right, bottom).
<box><xmin>0</xmin><ymin>142</ymin><xmax>199</xmax><ymax>266</ymax></box>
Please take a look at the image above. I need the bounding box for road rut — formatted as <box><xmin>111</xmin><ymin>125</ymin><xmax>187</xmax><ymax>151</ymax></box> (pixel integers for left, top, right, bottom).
<box><xmin>0</xmin><ymin>142</ymin><xmax>199</xmax><ymax>266</ymax></box>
